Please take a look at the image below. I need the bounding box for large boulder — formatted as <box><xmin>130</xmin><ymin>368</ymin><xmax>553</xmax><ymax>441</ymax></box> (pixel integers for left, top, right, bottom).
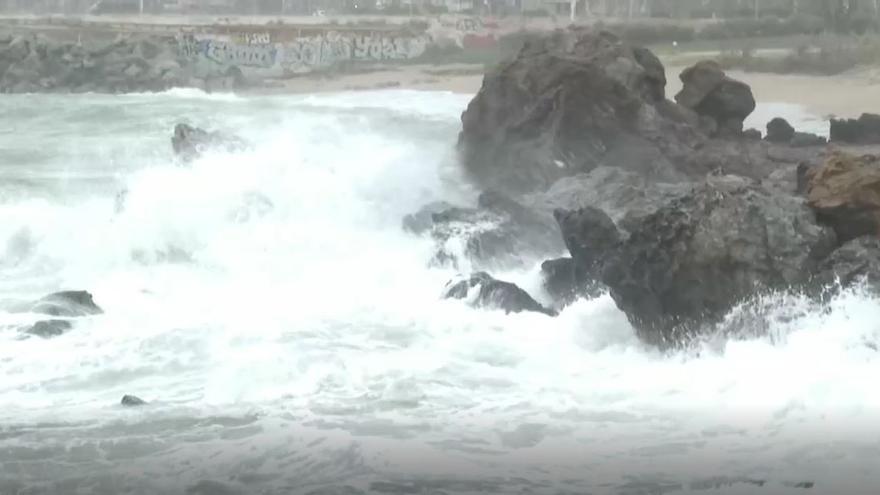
<box><xmin>806</xmin><ymin>150</ymin><xmax>880</xmax><ymax>242</ymax></box>
<box><xmin>600</xmin><ymin>176</ymin><xmax>837</xmax><ymax>346</ymax></box>
<box><xmin>830</xmin><ymin>113</ymin><xmax>880</xmax><ymax>144</ymax></box>
<box><xmin>675</xmin><ymin>60</ymin><xmax>756</xmax><ymax>136</ymax></box>
<box><xmin>443</xmin><ymin>272</ymin><xmax>557</xmax><ymax>316</ymax></box>
<box><xmin>458</xmin><ymin>29</ymin><xmax>713</xmax><ymax>195</ymax></box>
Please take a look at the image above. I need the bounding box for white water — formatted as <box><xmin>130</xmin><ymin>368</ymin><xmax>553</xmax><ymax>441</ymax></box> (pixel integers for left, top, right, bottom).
<box><xmin>0</xmin><ymin>91</ymin><xmax>878</xmax><ymax>495</ymax></box>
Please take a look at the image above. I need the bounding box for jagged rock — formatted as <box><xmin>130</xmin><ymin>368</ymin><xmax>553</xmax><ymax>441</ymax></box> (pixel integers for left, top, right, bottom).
<box><xmin>121</xmin><ymin>395</ymin><xmax>147</xmax><ymax>407</ymax></box>
<box><xmin>28</xmin><ymin>291</ymin><xmax>103</xmax><ymax>317</ymax></box>
<box><xmin>171</xmin><ymin>123</ymin><xmax>248</xmax><ymax>161</ymax></box>
<box><xmin>766</xmin><ymin>117</ymin><xmax>795</xmax><ymax>143</ymax></box>
<box><xmin>830</xmin><ymin>113</ymin><xmax>880</xmax><ymax>144</ymax></box>
<box><xmin>806</xmin><ymin>150</ymin><xmax>880</xmax><ymax>242</ymax></box>
<box><xmin>600</xmin><ymin>176</ymin><xmax>837</xmax><ymax>347</ymax></box>
<box><xmin>443</xmin><ymin>272</ymin><xmax>557</xmax><ymax>316</ymax></box>
<box><xmin>22</xmin><ymin>319</ymin><xmax>73</xmax><ymax>338</ymax></box>
<box><xmin>675</xmin><ymin>60</ymin><xmax>756</xmax><ymax>136</ymax></box>
<box><xmin>404</xmin><ymin>191</ymin><xmax>563</xmax><ymax>268</ymax></box>
<box><xmin>790</xmin><ymin>132</ymin><xmax>827</xmax><ymax>148</ymax></box>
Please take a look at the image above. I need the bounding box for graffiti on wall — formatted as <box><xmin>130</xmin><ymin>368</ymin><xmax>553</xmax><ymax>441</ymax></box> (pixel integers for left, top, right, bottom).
<box><xmin>178</xmin><ymin>34</ymin><xmax>278</xmax><ymax>68</ymax></box>
<box><xmin>178</xmin><ymin>31</ymin><xmax>429</xmax><ymax>74</ymax></box>
<box><xmin>433</xmin><ymin>16</ymin><xmax>499</xmax><ymax>49</ymax></box>
<box><xmin>282</xmin><ymin>32</ymin><xmax>429</xmax><ymax>72</ymax></box>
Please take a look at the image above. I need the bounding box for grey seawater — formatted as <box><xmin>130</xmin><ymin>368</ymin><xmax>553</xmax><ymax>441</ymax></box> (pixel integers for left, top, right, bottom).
<box><xmin>0</xmin><ymin>90</ymin><xmax>878</xmax><ymax>495</ymax></box>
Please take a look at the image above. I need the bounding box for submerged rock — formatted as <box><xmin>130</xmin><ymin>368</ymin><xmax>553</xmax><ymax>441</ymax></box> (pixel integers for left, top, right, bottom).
<box><xmin>600</xmin><ymin>176</ymin><xmax>837</xmax><ymax>346</ymax></box>
<box><xmin>121</xmin><ymin>395</ymin><xmax>147</xmax><ymax>407</ymax></box>
<box><xmin>806</xmin><ymin>150</ymin><xmax>880</xmax><ymax>243</ymax></box>
<box><xmin>443</xmin><ymin>272</ymin><xmax>557</xmax><ymax>316</ymax></box>
<box><xmin>29</xmin><ymin>291</ymin><xmax>103</xmax><ymax>317</ymax></box>
<box><xmin>171</xmin><ymin>123</ymin><xmax>247</xmax><ymax>162</ymax></box>
<box><xmin>22</xmin><ymin>319</ymin><xmax>73</xmax><ymax>338</ymax></box>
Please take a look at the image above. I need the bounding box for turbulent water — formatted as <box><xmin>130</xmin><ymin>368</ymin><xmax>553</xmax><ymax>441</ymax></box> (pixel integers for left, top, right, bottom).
<box><xmin>0</xmin><ymin>90</ymin><xmax>878</xmax><ymax>495</ymax></box>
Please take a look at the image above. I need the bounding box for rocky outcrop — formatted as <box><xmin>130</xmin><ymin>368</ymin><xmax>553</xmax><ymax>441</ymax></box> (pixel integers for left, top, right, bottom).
<box><xmin>766</xmin><ymin>117</ymin><xmax>795</xmax><ymax>143</ymax></box>
<box><xmin>600</xmin><ymin>176</ymin><xmax>836</xmax><ymax>346</ymax></box>
<box><xmin>0</xmin><ymin>34</ymin><xmax>238</xmax><ymax>94</ymax></box>
<box><xmin>403</xmin><ymin>191</ymin><xmax>563</xmax><ymax>268</ymax></box>
<box><xmin>675</xmin><ymin>60</ymin><xmax>756</xmax><ymax>136</ymax></box>
<box><xmin>172</xmin><ymin>123</ymin><xmax>248</xmax><ymax>161</ymax></box>
<box><xmin>830</xmin><ymin>113</ymin><xmax>880</xmax><ymax>144</ymax></box>
<box><xmin>28</xmin><ymin>291</ymin><xmax>103</xmax><ymax>317</ymax></box>
<box><xmin>443</xmin><ymin>272</ymin><xmax>557</xmax><ymax>316</ymax></box>
<box><xmin>806</xmin><ymin>150</ymin><xmax>880</xmax><ymax>242</ymax></box>
<box><xmin>455</xmin><ymin>29</ymin><xmax>880</xmax><ymax>347</ymax></box>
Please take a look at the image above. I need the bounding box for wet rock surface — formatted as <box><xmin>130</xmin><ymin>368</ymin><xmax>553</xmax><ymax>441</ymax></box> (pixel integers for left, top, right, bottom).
<box><xmin>600</xmin><ymin>176</ymin><xmax>837</xmax><ymax>346</ymax></box>
<box><xmin>443</xmin><ymin>272</ymin><xmax>557</xmax><ymax>316</ymax></box>
<box><xmin>172</xmin><ymin>123</ymin><xmax>249</xmax><ymax>161</ymax></box>
<box><xmin>28</xmin><ymin>291</ymin><xmax>103</xmax><ymax>317</ymax></box>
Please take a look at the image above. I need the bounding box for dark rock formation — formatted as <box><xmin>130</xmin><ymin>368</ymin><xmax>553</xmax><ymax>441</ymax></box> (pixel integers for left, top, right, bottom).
<box><xmin>172</xmin><ymin>123</ymin><xmax>248</xmax><ymax>161</ymax></box>
<box><xmin>22</xmin><ymin>319</ymin><xmax>73</xmax><ymax>338</ymax></box>
<box><xmin>28</xmin><ymin>291</ymin><xmax>103</xmax><ymax>317</ymax></box>
<box><xmin>765</xmin><ymin>117</ymin><xmax>795</xmax><ymax>143</ymax></box>
<box><xmin>675</xmin><ymin>60</ymin><xmax>756</xmax><ymax>136</ymax></box>
<box><xmin>806</xmin><ymin>150</ymin><xmax>880</xmax><ymax>242</ymax></box>
<box><xmin>404</xmin><ymin>191</ymin><xmax>563</xmax><ymax>268</ymax></box>
<box><xmin>830</xmin><ymin>113</ymin><xmax>880</xmax><ymax>144</ymax></box>
<box><xmin>444</xmin><ymin>272</ymin><xmax>557</xmax><ymax>316</ymax></box>
<box><xmin>600</xmin><ymin>176</ymin><xmax>837</xmax><ymax>346</ymax></box>
<box><xmin>121</xmin><ymin>395</ymin><xmax>148</xmax><ymax>407</ymax></box>
<box><xmin>814</xmin><ymin>236</ymin><xmax>880</xmax><ymax>293</ymax></box>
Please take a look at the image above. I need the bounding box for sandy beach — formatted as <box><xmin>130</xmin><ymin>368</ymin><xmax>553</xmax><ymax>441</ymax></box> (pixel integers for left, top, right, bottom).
<box><xmin>260</xmin><ymin>60</ymin><xmax>880</xmax><ymax>120</ymax></box>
